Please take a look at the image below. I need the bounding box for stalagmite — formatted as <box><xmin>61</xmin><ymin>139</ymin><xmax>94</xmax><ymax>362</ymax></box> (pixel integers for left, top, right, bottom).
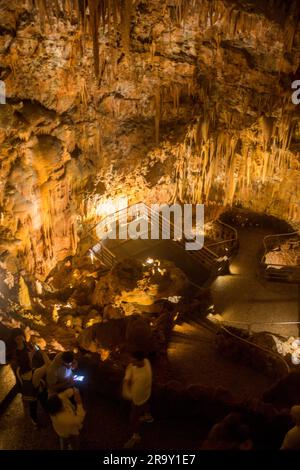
<box><xmin>260</xmin><ymin>115</ymin><xmax>275</xmax><ymax>150</ymax></box>
<box><xmin>154</xmin><ymin>87</ymin><xmax>161</xmax><ymax>144</ymax></box>
<box><xmin>52</xmin><ymin>304</ymin><xmax>59</xmax><ymax>323</ymax></box>
<box><xmin>19</xmin><ymin>276</ymin><xmax>32</xmax><ymax>311</ymax></box>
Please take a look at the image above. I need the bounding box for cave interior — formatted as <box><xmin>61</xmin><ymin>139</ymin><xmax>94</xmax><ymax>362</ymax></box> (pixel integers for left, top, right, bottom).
<box><xmin>0</xmin><ymin>0</ymin><xmax>300</xmax><ymax>452</ymax></box>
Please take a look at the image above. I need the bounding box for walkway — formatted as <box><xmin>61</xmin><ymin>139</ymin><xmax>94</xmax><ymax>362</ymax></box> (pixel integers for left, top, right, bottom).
<box><xmin>167</xmin><ymin>227</ymin><xmax>298</xmax><ymax>400</ymax></box>
<box><xmin>211</xmin><ymin>227</ymin><xmax>299</xmax><ymax>337</ymax></box>
<box><xmin>167</xmin><ymin>320</ymin><xmax>273</xmax><ymax>400</ymax></box>
<box><xmin>1</xmin><ymin>227</ymin><xmax>298</xmax><ymax>449</ymax></box>
<box><xmin>103</xmin><ymin>238</ymin><xmax>211</xmax><ymax>285</ymax></box>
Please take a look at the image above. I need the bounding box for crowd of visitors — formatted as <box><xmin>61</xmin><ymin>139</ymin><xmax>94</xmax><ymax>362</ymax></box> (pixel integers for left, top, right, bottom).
<box><xmin>5</xmin><ymin>327</ymin><xmax>153</xmax><ymax>449</ymax></box>
<box><xmin>3</xmin><ymin>326</ymin><xmax>300</xmax><ymax>450</ymax></box>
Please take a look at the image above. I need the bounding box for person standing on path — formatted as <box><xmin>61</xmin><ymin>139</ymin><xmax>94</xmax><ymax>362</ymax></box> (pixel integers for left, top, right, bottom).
<box><xmin>123</xmin><ymin>350</ymin><xmax>153</xmax><ymax>448</ymax></box>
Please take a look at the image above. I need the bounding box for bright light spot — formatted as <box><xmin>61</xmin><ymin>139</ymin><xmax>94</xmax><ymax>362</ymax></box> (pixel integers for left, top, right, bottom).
<box><xmin>292</xmin><ymin>339</ymin><xmax>300</xmax><ymax>349</ymax></box>
<box><xmin>168</xmin><ymin>296</ymin><xmax>182</xmax><ymax>303</ymax></box>
<box><xmin>173</xmin><ymin>323</ymin><xmax>195</xmax><ymax>334</ymax></box>
<box><xmin>146</xmin><ymin>258</ymin><xmax>154</xmax><ymax>264</ymax></box>
<box><xmin>93</xmin><ymin>243</ymin><xmax>102</xmax><ymax>253</ymax></box>
<box><xmin>292</xmin><ymin>352</ymin><xmax>300</xmax><ymax>365</ymax></box>
<box><xmin>89</xmin><ymin>250</ymin><xmax>95</xmax><ymax>264</ymax></box>
<box><xmin>96</xmin><ymin>196</ymin><xmax>128</xmax><ymax>218</ymax></box>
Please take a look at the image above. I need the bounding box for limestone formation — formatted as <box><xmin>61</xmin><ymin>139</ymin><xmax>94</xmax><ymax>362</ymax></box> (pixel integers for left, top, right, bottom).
<box><xmin>0</xmin><ymin>0</ymin><xmax>299</xmax><ymax>280</ymax></box>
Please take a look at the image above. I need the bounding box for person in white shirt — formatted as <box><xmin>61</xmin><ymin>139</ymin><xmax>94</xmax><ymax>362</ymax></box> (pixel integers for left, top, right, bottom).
<box><xmin>47</xmin><ymin>387</ymin><xmax>86</xmax><ymax>450</ymax></box>
<box><xmin>123</xmin><ymin>351</ymin><xmax>153</xmax><ymax>448</ymax></box>
<box><xmin>281</xmin><ymin>406</ymin><xmax>300</xmax><ymax>450</ymax></box>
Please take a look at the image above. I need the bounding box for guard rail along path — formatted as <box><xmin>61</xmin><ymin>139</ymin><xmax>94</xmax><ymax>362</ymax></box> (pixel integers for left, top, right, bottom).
<box><xmin>261</xmin><ymin>230</ymin><xmax>300</xmax><ymax>283</ymax></box>
<box><xmin>81</xmin><ymin>202</ymin><xmax>239</xmax><ymax>277</ymax></box>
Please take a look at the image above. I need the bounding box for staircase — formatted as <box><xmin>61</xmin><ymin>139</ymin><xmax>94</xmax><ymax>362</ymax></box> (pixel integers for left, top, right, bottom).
<box><xmin>145</xmin><ymin>205</ymin><xmax>219</xmax><ymax>268</ymax></box>
<box><xmin>80</xmin><ymin>202</ymin><xmax>238</xmax><ymax>277</ymax></box>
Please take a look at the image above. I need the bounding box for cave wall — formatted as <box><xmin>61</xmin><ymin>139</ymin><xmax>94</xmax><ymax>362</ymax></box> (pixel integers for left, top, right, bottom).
<box><xmin>0</xmin><ymin>0</ymin><xmax>300</xmax><ymax>278</ymax></box>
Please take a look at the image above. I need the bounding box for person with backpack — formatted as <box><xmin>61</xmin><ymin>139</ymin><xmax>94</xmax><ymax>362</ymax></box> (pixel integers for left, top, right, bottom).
<box><xmin>16</xmin><ymin>350</ymin><xmax>50</xmax><ymax>426</ymax></box>
<box><xmin>16</xmin><ymin>354</ymin><xmax>39</xmax><ymax>426</ymax></box>
<box><xmin>46</xmin><ymin>387</ymin><xmax>86</xmax><ymax>450</ymax></box>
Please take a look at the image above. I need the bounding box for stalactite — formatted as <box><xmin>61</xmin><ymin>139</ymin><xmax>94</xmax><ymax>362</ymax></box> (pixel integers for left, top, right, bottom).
<box><xmin>120</xmin><ymin>0</ymin><xmax>132</xmax><ymax>53</ymax></box>
<box><xmin>34</xmin><ymin>0</ymin><xmax>133</xmax><ymax>77</ymax></box>
<box><xmin>35</xmin><ymin>0</ymin><xmax>48</xmax><ymax>31</ymax></box>
<box><xmin>80</xmin><ymin>76</ymin><xmax>88</xmax><ymax>108</ymax></box>
<box><xmin>154</xmin><ymin>87</ymin><xmax>161</xmax><ymax>145</ymax></box>
<box><xmin>260</xmin><ymin>115</ymin><xmax>275</xmax><ymax>150</ymax></box>
<box><xmin>88</xmin><ymin>0</ymin><xmax>100</xmax><ymax>76</ymax></box>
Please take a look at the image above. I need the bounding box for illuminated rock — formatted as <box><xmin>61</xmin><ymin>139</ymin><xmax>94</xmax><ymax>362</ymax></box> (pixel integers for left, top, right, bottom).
<box><xmin>91</xmin><ymin>258</ymin><xmax>188</xmax><ymax>317</ymax></box>
<box><xmin>0</xmin><ymin>0</ymin><xmax>299</xmax><ymax>282</ymax></box>
<box><xmin>18</xmin><ymin>276</ymin><xmax>32</xmax><ymax>311</ymax></box>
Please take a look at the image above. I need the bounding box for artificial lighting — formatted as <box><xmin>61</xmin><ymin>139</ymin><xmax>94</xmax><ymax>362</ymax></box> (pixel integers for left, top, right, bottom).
<box><xmin>89</xmin><ymin>250</ymin><xmax>95</xmax><ymax>264</ymax></box>
<box><xmin>96</xmin><ymin>195</ymin><xmax>128</xmax><ymax>218</ymax></box>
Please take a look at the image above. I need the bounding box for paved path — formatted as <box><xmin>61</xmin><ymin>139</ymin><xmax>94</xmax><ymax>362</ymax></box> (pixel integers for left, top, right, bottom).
<box><xmin>167</xmin><ymin>320</ymin><xmax>273</xmax><ymax>400</ymax></box>
<box><xmin>167</xmin><ymin>227</ymin><xmax>298</xmax><ymax>400</ymax></box>
<box><xmin>211</xmin><ymin>227</ymin><xmax>298</xmax><ymax>337</ymax></box>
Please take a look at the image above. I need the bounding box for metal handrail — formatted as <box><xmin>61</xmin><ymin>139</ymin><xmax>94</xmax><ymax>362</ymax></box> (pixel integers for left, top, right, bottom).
<box><xmin>219</xmin><ymin>324</ymin><xmax>290</xmax><ymax>375</ymax></box>
<box><xmin>217</xmin><ymin>219</ymin><xmax>238</xmax><ymax>240</ymax></box>
<box><xmin>201</xmin><ymin>219</ymin><xmax>238</xmax><ymax>253</ymax></box>
<box><xmin>144</xmin><ymin>204</ymin><xmax>219</xmax><ymax>259</ymax></box>
<box><xmin>261</xmin><ymin>230</ymin><xmax>300</xmax><ymax>265</ymax></box>
<box><xmin>80</xmin><ymin>201</ymin><xmax>239</xmax><ymax>269</ymax></box>
<box><xmin>206</xmin><ymin>238</ymin><xmax>237</xmax><ymax>248</ymax></box>
<box><xmin>81</xmin><ymin>201</ymin><xmax>142</xmax><ymax>242</ymax></box>
<box><xmin>220</xmin><ymin>320</ymin><xmax>300</xmax><ymax>326</ymax></box>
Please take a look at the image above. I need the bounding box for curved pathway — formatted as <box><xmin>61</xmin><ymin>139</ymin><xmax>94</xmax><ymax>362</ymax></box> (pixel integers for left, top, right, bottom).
<box><xmin>211</xmin><ymin>227</ymin><xmax>298</xmax><ymax>337</ymax></box>
<box><xmin>168</xmin><ymin>227</ymin><xmax>298</xmax><ymax>399</ymax></box>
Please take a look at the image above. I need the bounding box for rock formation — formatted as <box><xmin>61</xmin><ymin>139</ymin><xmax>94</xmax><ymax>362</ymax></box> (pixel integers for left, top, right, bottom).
<box><xmin>0</xmin><ymin>0</ymin><xmax>299</xmax><ymax>280</ymax></box>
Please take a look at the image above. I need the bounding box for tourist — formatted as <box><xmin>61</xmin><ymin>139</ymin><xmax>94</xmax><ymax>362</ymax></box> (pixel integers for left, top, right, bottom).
<box><xmin>46</xmin><ymin>351</ymin><xmax>77</xmax><ymax>395</ymax></box>
<box><xmin>281</xmin><ymin>406</ymin><xmax>300</xmax><ymax>450</ymax></box>
<box><xmin>16</xmin><ymin>354</ymin><xmax>39</xmax><ymax>427</ymax></box>
<box><xmin>16</xmin><ymin>350</ymin><xmax>50</xmax><ymax>426</ymax></box>
<box><xmin>122</xmin><ymin>350</ymin><xmax>153</xmax><ymax>448</ymax></box>
<box><xmin>46</xmin><ymin>387</ymin><xmax>86</xmax><ymax>450</ymax></box>
<box><xmin>9</xmin><ymin>328</ymin><xmax>33</xmax><ymax>375</ymax></box>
